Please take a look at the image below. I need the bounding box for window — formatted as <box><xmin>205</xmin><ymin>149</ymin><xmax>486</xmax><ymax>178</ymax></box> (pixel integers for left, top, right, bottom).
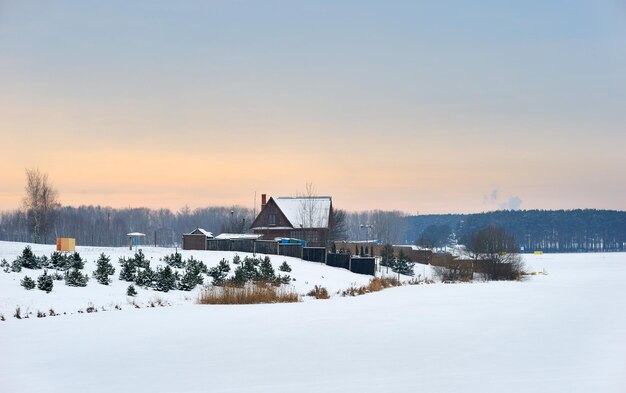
<box><xmin>269</xmin><ymin>214</ymin><xmax>276</xmax><ymax>226</ymax></box>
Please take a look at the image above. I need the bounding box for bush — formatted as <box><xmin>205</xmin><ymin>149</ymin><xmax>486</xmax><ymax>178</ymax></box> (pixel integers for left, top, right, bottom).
<box><xmin>198</xmin><ymin>282</ymin><xmax>300</xmax><ymax>304</ymax></box>
<box><xmin>163</xmin><ymin>252</ymin><xmax>184</xmax><ymax>268</ymax></box>
<box><xmin>93</xmin><ymin>253</ymin><xmax>115</xmax><ymax>285</ymax></box>
<box><xmin>232</xmin><ymin>254</ymin><xmax>241</xmax><ymax>265</ymax></box>
<box><xmin>50</xmin><ymin>271</ymin><xmax>64</xmax><ymax>281</ymax></box>
<box><xmin>65</xmin><ymin>269</ymin><xmax>89</xmax><ymax>287</ymax></box>
<box><xmin>37</xmin><ymin>271</ymin><xmax>54</xmax><ymax>293</ymax></box>
<box><xmin>127</xmin><ymin>284</ymin><xmax>137</xmax><ymax>296</ymax></box>
<box><xmin>278</xmin><ymin>261</ymin><xmax>292</xmax><ymax>272</ymax></box>
<box><xmin>21</xmin><ymin>276</ymin><xmax>36</xmax><ymax>290</ymax></box>
<box><xmin>307</xmin><ymin>285</ymin><xmax>330</xmax><ymax>299</ymax></box>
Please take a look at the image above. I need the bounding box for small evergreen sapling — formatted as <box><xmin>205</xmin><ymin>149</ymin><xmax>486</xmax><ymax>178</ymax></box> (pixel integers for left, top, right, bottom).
<box><xmin>392</xmin><ymin>249</ymin><xmax>414</xmax><ymax>276</ymax></box>
<box><xmin>126</xmin><ymin>284</ymin><xmax>137</xmax><ymax>296</ymax></box>
<box><xmin>155</xmin><ymin>266</ymin><xmax>176</xmax><ymax>292</ymax></box>
<box><xmin>278</xmin><ymin>261</ymin><xmax>292</xmax><ymax>272</ymax></box>
<box><xmin>36</xmin><ymin>271</ymin><xmax>54</xmax><ymax>293</ymax></box>
<box><xmin>93</xmin><ymin>253</ymin><xmax>115</xmax><ymax>285</ymax></box>
<box><xmin>207</xmin><ymin>259</ymin><xmax>231</xmax><ymax>286</ymax></box>
<box><xmin>118</xmin><ymin>257</ymin><xmax>137</xmax><ymax>282</ymax></box>
<box><xmin>135</xmin><ymin>266</ymin><xmax>155</xmax><ymax>288</ymax></box>
<box><xmin>21</xmin><ymin>275</ymin><xmax>36</xmax><ymax>290</ymax></box>
<box><xmin>69</xmin><ymin>252</ymin><xmax>85</xmax><ymax>270</ymax></box>
<box><xmin>259</xmin><ymin>256</ymin><xmax>275</xmax><ymax>281</ymax></box>
<box><xmin>15</xmin><ymin>246</ymin><xmax>43</xmax><ymax>270</ymax></box>
<box><xmin>65</xmin><ymin>269</ymin><xmax>89</xmax><ymax>287</ymax></box>
<box><xmin>163</xmin><ymin>252</ymin><xmax>184</xmax><ymax>268</ymax></box>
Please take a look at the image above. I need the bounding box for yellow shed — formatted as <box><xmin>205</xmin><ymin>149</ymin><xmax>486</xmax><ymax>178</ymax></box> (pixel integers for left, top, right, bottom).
<box><xmin>56</xmin><ymin>238</ymin><xmax>76</xmax><ymax>252</ymax></box>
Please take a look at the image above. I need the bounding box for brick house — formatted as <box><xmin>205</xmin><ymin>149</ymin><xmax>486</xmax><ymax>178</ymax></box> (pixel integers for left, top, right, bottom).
<box><xmin>250</xmin><ymin>194</ymin><xmax>333</xmax><ymax>247</ymax></box>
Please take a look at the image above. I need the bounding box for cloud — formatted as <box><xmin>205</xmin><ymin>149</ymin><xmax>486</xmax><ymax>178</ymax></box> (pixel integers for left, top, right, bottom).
<box><xmin>484</xmin><ymin>189</ymin><xmax>522</xmax><ymax>210</ymax></box>
<box><xmin>499</xmin><ymin>196</ymin><xmax>522</xmax><ymax>210</ymax></box>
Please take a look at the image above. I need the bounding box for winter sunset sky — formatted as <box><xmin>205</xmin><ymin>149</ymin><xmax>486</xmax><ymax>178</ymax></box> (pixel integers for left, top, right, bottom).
<box><xmin>1</xmin><ymin>1</ymin><xmax>625</xmax><ymax>214</ymax></box>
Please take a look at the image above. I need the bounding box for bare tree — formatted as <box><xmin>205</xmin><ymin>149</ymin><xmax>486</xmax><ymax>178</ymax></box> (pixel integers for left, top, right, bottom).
<box><xmin>329</xmin><ymin>208</ymin><xmax>348</xmax><ymax>241</ymax></box>
<box><xmin>465</xmin><ymin>226</ymin><xmax>525</xmax><ymax>280</ymax></box>
<box><xmin>297</xmin><ymin>183</ymin><xmax>323</xmax><ymax>243</ymax></box>
<box><xmin>22</xmin><ymin>168</ymin><xmax>60</xmax><ymax>243</ymax></box>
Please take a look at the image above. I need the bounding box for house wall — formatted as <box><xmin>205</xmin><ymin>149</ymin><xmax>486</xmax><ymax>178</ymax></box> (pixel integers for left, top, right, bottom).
<box><xmin>182</xmin><ymin>234</ymin><xmax>207</xmax><ymax>250</ymax></box>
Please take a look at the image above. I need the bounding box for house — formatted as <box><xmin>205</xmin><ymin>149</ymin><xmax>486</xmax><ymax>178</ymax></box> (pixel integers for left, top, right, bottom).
<box><xmin>250</xmin><ymin>194</ymin><xmax>333</xmax><ymax>247</ymax></box>
<box><xmin>182</xmin><ymin>228</ymin><xmax>214</xmax><ymax>250</ymax></box>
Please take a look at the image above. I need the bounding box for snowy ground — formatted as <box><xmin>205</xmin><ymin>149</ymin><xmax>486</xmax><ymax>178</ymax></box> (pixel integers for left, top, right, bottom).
<box><xmin>1</xmin><ymin>243</ymin><xmax>625</xmax><ymax>392</ymax></box>
<box><xmin>0</xmin><ymin>241</ymin><xmax>378</xmax><ymax>316</ymax></box>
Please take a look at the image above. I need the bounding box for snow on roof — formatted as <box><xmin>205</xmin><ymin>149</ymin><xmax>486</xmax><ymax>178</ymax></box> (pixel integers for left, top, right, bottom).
<box><xmin>127</xmin><ymin>232</ymin><xmax>146</xmax><ymax>237</ymax></box>
<box><xmin>214</xmin><ymin>233</ymin><xmax>262</xmax><ymax>240</ymax></box>
<box><xmin>274</xmin><ymin>196</ymin><xmax>331</xmax><ymax>229</ymax></box>
<box><xmin>189</xmin><ymin>228</ymin><xmax>214</xmax><ymax>237</ymax></box>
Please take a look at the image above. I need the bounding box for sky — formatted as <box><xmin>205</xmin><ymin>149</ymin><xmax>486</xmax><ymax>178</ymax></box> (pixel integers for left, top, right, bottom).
<box><xmin>1</xmin><ymin>0</ymin><xmax>625</xmax><ymax>214</ymax></box>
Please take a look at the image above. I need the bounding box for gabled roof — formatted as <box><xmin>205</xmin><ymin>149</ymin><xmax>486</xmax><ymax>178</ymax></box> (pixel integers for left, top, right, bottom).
<box><xmin>188</xmin><ymin>228</ymin><xmax>213</xmax><ymax>237</ymax></box>
<box><xmin>273</xmin><ymin>196</ymin><xmax>331</xmax><ymax>229</ymax></box>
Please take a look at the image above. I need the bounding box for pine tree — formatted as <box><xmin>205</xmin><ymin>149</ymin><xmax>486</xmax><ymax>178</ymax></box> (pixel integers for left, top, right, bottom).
<box><xmin>65</xmin><ymin>269</ymin><xmax>89</xmax><ymax>287</ymax></box>
<box><xmin>126</xmin><ymin>284</ymin><xmax>137</xmax><ymax>296</ymax></box>
<box><xmin>21</xmin><ymin>275</ymin><xmax>36</xmax><ymax>290</ymax></box>
<box><xmin>232</xmin><ymin>254</ymin><xmax>241</xmax><ymax>265</ymax></box>
<box><xmin>278</xmin><ymin>261</ymin><xmax>292</xmax><ymax>272</ymax></box>
<box><xmin>36</xmin><ymin>270</ymin><xmax>54</xmax><ymax>293</ymax></box>
<box><xmin>392</xmin><ymin>249</ymin><xmax>414</xmax><ymax>276</ymax></box>
<box><xmin>69</xmin><ymin>252</ymin><xmax>84</xmax><ymax>270</ymax></box>
<box><xmin>118</xmin><ymin>258</ymin><xmax>137</xmax><ymax>282</ymax></box>
<box><xmin>155</xmin><ymin>266</ymin><xmax>176</xmax><ymax>292</ymax></box>
<box><xmin>163</xmin><ymin>252</ymin><xmax>184</xmax><ymax>268</ymax></box>
<box><xmin>135</xmin><ymin>266</ymin><xmax>155</xmax><ymax>288</ymax></box>
<box><xmin>93</xmin><ymin>253</ymin><xmax>115</xmax><ymax>285</ymax></box>
<box><xmin>16</xmin><ymin>246</ymin><xmax>43</xmax><ymax>270</ymax></box>
<box><xmin>259</xmin><ymin>256</ymin><xmax>275</xmax><ymax>281</ymax></box>
<box><xmin>207</xmin><ymin>258</ymin><xmax>230</xmax><ymax>286</ymax></box>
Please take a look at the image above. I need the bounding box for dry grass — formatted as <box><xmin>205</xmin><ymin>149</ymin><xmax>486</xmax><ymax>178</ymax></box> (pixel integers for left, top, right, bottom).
<box><xmin>307</xmin><ymin>285</ymin><xmax>330</xmax><ymax>299</ymax></box>
<box><xmin>199</xmin><ymin>282</ymin><xmax>300</xmax><ymax>305</ymax></box>
<box><xmin>341</xmin><ymin>277</ymin><xmax>403</xmax><ymax>297</ymax></box>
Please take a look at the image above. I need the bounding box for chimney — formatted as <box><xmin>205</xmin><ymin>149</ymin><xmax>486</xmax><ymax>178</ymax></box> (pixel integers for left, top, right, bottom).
<box><xmin>261</xmin><ymin>194</ymin><xmax>267</xmax><ymax>210</ymax></box>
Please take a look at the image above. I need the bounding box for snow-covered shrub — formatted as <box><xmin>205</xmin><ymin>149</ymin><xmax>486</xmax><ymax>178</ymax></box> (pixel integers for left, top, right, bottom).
<box><xmin>278</xmin><ymin>261</ymin><xmax>292</xmax><ymax>272</ymax></box>
<box><xmin>154</xmin><ymin>266</ymin><xmax>177</xmax><ymax>292</ymax></box>
<box><xmin>21</xmin><ymin>275</ymin><xmax>36</xmax><ymax>290</ymax></box>
<box><xmin>118</xmin><ymin>258</ymin><xmax>137</xmax><ymax>282</ymax></box>
<box><xmin>179</xmin><ymin>257</ymin><xmax>207</xmax><ymax>291</ymax></box>
<box><xmin>11</xmin><ymin>260</ymin><xmax>22</xmax><ymax>272</ymax></box>
<box><xmin>207</xmin><ymin>258</ymin><xmax>230</xmax><ymax>286</ymax></box>
<box><xmin>392</xmin><ymin>250</ymin><xmax>414</xmax><ymax>276</ymax></box>
<box><xmin>93</xmin><ymin>253</ymin><xmax>115</xmax><ymax>285</ymax></box>
<box><xmin>163</xmin><ymin>252</ymin><xmax>184</xmax><ymax>268</ymax></box>
<box><xmin>135</xmin><ymin>266</ymin><xmax>155</xmax><ymax>288</ymax></box>
<box><xmin>15</xmin><ymin>246</ymin><xmax>44</xmax><ymax>270</ymax></box>
<box><xmin>69</xmin><ymin>252</ymin><xmax>85</xmax><ymax>270</ymax></box>
<box><xmin>1</xmin><ymin>258</ymin><xmax>9</xmax><ymax>273</ymax></box>
<box><xmin>259</xmin><ymin>256</ymin><xmax>275</xmax><ymax>281</ymax></box>
<box><xmin>65</xmin><ymin>269</ymin><xmax>89</xmax><ymax>287</ymax></box>
<box><xmin>126</xmin><ymin>284</ymin><xmax>137</xmax><ymax>296</ymax></box>
<box><xmin>36</xmin><ymin>271</ymin><xmax>54</xmax><ymax>293</ymax></box>
<box><xmin>50</xmin><ymin>271</ymin><xmax>64</xmax><ymax>281</ymax></box>
<box><xmin>232</xmin><ymin>254</ymin><xmax>241</xmax><ymax>265</ymax></box>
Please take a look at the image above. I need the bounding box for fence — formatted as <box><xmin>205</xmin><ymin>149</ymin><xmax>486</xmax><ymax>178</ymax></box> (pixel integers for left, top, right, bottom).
<box><xmin>302</xmin><ymin>247</ymin><xmax>326</xmax><ymax>263</ymax></box>
<box><xmin>190</xmin><ymin>239</ymin><xmax>378</xmax><ymax>276</ymax></box>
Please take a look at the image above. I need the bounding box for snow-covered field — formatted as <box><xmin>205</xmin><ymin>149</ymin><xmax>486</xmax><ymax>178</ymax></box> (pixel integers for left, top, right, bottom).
<box><xmin>0</xmin><ymin>241</ymin><xmax>377</xmax><ymax>316</ymax></box>
<box><xmin>1</xmin><ymin>242</ymin><xmax>625</xmax><ymax>393</ymax></box>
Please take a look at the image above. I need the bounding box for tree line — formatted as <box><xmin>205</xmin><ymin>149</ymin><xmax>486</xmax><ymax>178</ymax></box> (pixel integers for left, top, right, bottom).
<box><xmin>409</xmin><ymin>209</ymin><xmax>626</xmax><ymax>253</ymax></box>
